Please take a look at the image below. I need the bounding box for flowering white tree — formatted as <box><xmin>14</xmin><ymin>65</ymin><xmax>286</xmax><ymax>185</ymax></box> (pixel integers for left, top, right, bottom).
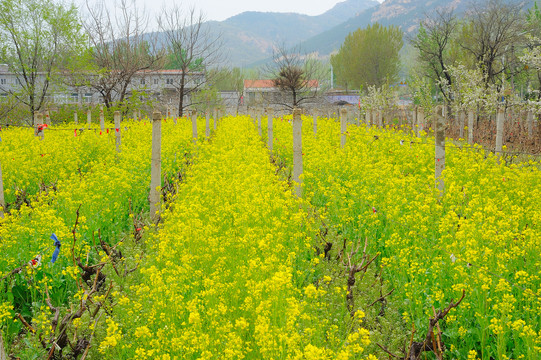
<box><xmin>409</xmin><ymin>75</ymin><xmax>434</xmax><ymax>116</ymax></box>
<box><xmin>520</xmin><ymin>35</ymin><xmax>541</xmax><ymax>113</ymax></box>
<box><xmin>361</xmin><ymin>84</ymin><xmax>396</xmax><ymax>112</ymax></box>
<box><xmin>444</xmin><ymin>63</ymin><xmax>506</xmax><ymax>116</ymax></box>
<box><xmin>359</xmin><ymin>84</ymin><xmax>398</xmax><ymax>128</ymax></box>
<box><xmin>520</xmin><ymin>36</ymin><xmax>541</xmax><ymax>70</ymax></box>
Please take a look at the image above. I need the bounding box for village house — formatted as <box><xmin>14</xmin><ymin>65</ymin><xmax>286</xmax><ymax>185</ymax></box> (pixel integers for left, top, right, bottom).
<box><xmin>0</xmin><ymin>64</ymin><xmax>204</xmax><ymax>106</ymax></box>
<box><xmin>243</xmin><ymin>79</ymin><xmax>320</xmax><ymax>107</ymax></box>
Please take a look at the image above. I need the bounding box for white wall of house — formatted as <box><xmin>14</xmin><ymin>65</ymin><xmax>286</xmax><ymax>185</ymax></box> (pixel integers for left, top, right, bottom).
<box><xmin>0</xmin><ymin>66</ymin><xmax>204</xmax><ymax>106</ymax></box>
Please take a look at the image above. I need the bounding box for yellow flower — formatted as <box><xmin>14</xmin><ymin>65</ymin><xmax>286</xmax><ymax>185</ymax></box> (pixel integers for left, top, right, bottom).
<box><xmin>304</xmin><ymin>284</ymin><xmax>318</xmax><ymax>299</ymax></box>
<box><xmin>134</xmin><ymin>326</ymin><xmax>151</xmax><ymax>338</ymax></box>
<box><xmin>354</xmin><ymin>310</ymin><xmax>365</xmax><ymax>323</ymax></box>
<box><xmin>188</xmin><ymin>311</ymin><xmax>201</xmax><ymax>325</ymax></box>
<box><xmin>99</xmin><ymin>318</ymin><xmax>122</xmax><ymax>353</ymax></box>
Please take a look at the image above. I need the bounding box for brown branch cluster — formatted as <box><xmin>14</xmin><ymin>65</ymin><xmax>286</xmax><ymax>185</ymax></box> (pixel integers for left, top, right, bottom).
<box><xmin>377</xmin><ymin>290</ymin><xmax>466</xmax><ymax>360</ymax></box>
<box><xmin>82</xmin><ymin>0</ymin><xmax>164</xmax><ymax>109</ymax></box>
<box><xmin>8</xmin><ymin>205</ymin><xmax>142</xmax><ymax>359</ymax></box>
<box><xmin>344</xmin><ymin>237</ymin><xmax>379</xmax><ymax>317</ymax></box>
<box><xmin>264</xmin><ymin>44</ymin><xmax>325</xmax><ymax>109</ymax></box>
<box><xmin>157</xmin><ymin>4</ymin><xmax>223</xmax><ymax>117</ymax></box>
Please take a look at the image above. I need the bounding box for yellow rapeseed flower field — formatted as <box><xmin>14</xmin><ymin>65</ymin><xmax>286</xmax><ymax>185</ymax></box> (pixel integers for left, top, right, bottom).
<box><xmin>270</xmin><ymin>114</ymin><xmax>541</xmax><ymax>359</ymax></box>
<box><xmin>0</xmin><ymin>116</ymin><xmax>199</xmax><ymax>357</ymax></box>
<box><xmin>1</xmin><ymin>112</ymin><xmax>539</xmax><ymax>359</ymax></box>
<box><xmin>109</xmin><ymin>116</ymin><xmax>374</xmax><ymax>359</ymax></box>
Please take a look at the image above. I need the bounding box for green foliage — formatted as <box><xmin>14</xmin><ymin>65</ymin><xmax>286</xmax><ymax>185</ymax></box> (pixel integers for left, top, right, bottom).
<box><xmin>527</xmin><ymin>1</ymin><xmax>541</xmax><ymax>29</ymax></box>
<box><xmin>360</xmin><ymin>81</ymin><xmax>397</xmax><ymax>111</ymax></box>
<box><xmin>190</xmin><ymin>86</ymin><xmax>223</xmax><ymax>112</ymax></box>
<box><xmin>208</xmin><ymin>67</ymin><xmax>245</xmax><ymax>92</ymax></box>
<box><xmin>410</xmin><ymin>11</ymin><xmax>457</xmax><ymax>101</ymax></box>
<box><xmin>331</xmin><ymin>23</ymin><xmax>403</xmax><ymax>89</ymax></box>
<box><xmin>450</xmin><ymin>21</ymin><xmax>477</xmax><ymax>70</ymax></box>
<box><xmin>0</xmin><ymin>0</ymin><xmax>87</xmax><ymax>118</ymax></box>
<box><xmin>165</xmin><ymin>48</ymin><xmax>204</xmax><ymax>71</ymax></box>
<box><xmin>409</xmin><ymin>74</ymin><xmax>434</xmax><ymax>113</ymax></box>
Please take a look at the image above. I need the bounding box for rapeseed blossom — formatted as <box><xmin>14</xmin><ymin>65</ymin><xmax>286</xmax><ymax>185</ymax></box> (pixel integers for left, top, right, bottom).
<box><xmin>0</xmin><ymin>117</ymin><xmax>197</xmax><ymax>357</ymax></box>
<box><xmin>1</xmin><ymin>112</ymin><xmax>539</xmax><ymax>358</ymax></box>
<box><xmin>271</xmin><ymin>114</ymin><xmax>541</xmax><ymax>358</ymax></box>
<box><xmin>109</xmin><ymin>116</ymin><xmax>374</xmax><ymax>359</ymax></box>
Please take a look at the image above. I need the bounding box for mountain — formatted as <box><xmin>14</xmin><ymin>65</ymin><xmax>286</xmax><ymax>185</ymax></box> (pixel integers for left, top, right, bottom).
<box><xmin>299</xmin><ymin>0</ymin><xmax>470</xmax><ymax>57</ymax></box>
<box><xmin>299</xmin><ymin>0</ymin><xmax>537</xmax><ymax>58</ymax></box>
<box><xmin>202</xmin><ymin>0</ymin><xmax>379</xmax><ymax>67</ymax></box>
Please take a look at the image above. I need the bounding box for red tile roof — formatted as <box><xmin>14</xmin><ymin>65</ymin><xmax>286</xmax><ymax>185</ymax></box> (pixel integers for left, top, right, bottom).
<box><xmin>135</xmin><ymin>69</ymin><xmax>204</xmax><ymax>75</ymax></box>
<box><xmin>244</xmin><ymin>80</ymin><xmax>275</xmax><ymax>88</ymax></box>
<box><xmin>244</xmin><ymin>79</ymin><xmax>319</xmax><ymax>89</ymax></box>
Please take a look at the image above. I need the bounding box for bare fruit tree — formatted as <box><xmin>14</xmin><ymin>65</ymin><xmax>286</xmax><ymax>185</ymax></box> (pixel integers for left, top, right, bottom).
<box><xmin>266</xmin><ymin>44</ymin><xmax>326</xmax><ymax>109</ymax></box>
<box><xmin>410</xmin><ymin>8</ymin><xmax>458</xmax><ymax>102</ymax></box>
<box><xmin>460</xmin><ymin>0</ymin><xmax>527</xmax><ymax>88</ymax></box>
<box><xmin>0</xmin><ymin>0</ymin><xmax>86</xmax><ymax>122</ymax></box>
<box><xmin>82</xmin><ymin>0</ymin><xmax>163</xmax><ymax>108</ymax></box>
<box><xmin>158</xmin><ymin>5</ymin><xmax>223</xmax><ymax>117</ymax></box>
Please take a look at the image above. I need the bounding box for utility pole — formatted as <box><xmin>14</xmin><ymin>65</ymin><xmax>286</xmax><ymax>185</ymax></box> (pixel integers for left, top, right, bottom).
<box><xmin>330</xmin><ymin>64</ymin><xmax>334</xmax><ymax>90</ymax></box>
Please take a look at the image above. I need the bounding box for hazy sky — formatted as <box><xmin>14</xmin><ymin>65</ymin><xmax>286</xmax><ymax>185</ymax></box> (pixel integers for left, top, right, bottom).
<box><xmin>74</xmin><ymin>0</ymin><xmax>383</xmax><ymax>23</ymax></box>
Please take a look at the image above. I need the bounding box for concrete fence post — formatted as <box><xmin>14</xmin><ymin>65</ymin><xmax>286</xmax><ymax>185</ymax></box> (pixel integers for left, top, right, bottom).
<box><xmin>527</xmin><ymin>109</ymin><xmax>533</xmax><ymax>138</ymax></box>
<box><xmin>33</xmin><ymin>111</ymin><xmax>39</xmax><ymax>137</ymax></box>
<box><xmin>459</xmin><ymin>110</ymin><xmax>465</xmax><ymax>139</ymax></box>
<box><xmin>468</xmin><ymin>110</ymin><xmax>475</xmax><ymax>145</ymax></box>
<box><xmin>150</xmin><ymin>111</ymin><xmax>162</xmax><ymax>223</ymax></box>
<box><xmin>0</xmin><ymin>160</ymin><xmax>4</xmax><ymax>219</ymax></box>
<box><xmin>248</xmin><ymin>107</ymin><xmax>254</xmax><ymax>125</ymax></box>
<box><xmin>99</xmin><ymin>105</ymin><xmax>105</xmax><ymax>131</ymax></box>
<box><xmin>44</xmin><ymin>110</ymin><xmax>51</xmax><ymax>126</ymax></box>
<box><xmin>0</xmin><ymin>329</ymin><xmax>7</xmax><ymax>359</ymax></box>
<box><xmin>293</xmin><ymin>108</ymin><xmax>303</xmax><ymax>198</ymax></box>
<box><xmin>173</xmin><ymin>107</ymin><xmax>178</xmax><ymax>124</ymax></box>
<box><xmin>417</xmin><ymin>107</ymin><xmax>425</xmax><ymax>135</ymax></box>
<box><xmin>267</xmin><ymin>107</ymin><xmax>274</xmax><ymax>151</ymax></box>
<box><xmin>191</xmin><ymin>111</ymin><xmax>198</xmax><ymax>145</ymax></box>
<box><xmin>495</xmin><ymin>107</ymin><xmax>504</xmax><ymax>156</ymax></box>
<box><xmin>87</xmin><ymin>109</ymin><xmax>91</xmax><ymax>129</ymax></box>
<box><xmin>340</xmin><ymin>108</ymin><xmax>347</xmax><ymax>148</ymax></box>
<box><xmin>35</xmin><ymin>113</ymin><xmax>44</xmax><ymax>139</ymax></box>
<box><xmin>205</xmin><ymin>111</ymin><xmax>210</xmax><ymax>138</ymax></box>
<box><xmin>257</xmin><ymin>109</ymin><xmax>262</xmax><ymax>137</ymax></box>
<box><xmin>312</xmin><ymin>109</ymin><xmax>318</xmax><ymax>136</ymax></box>
<box><xmin>435</xmin><ymin>105</ymin><xmax>445</xmax><ymax>194</ymax></box>
<box><xmin>74</xmin><ymin>111</ymin><xmax>78</xmax><ymax>125</ymax></box>
<box><xmin>365</xmin><ymin>109</ymin><xmax>371</xmax><ymax>127</ymax></box>
<box><xmin>412</xmin><ymin>107</ymin><xmax>418</xmax><ymax>135</ymax></box>
<box><xmin>114</xmin><ymin>111</ymin><xmax>121</xmax><ymax>153</ymax></box>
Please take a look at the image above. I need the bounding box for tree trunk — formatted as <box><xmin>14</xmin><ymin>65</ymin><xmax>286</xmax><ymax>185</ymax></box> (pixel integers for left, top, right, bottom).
<box><xmin>0</xmin><ymin>332</ymin><xmax>7</xmax><ymax>360</ymax></box>
<box><xmin>118</xmin><ymin>81</ymin><xmax>130</xmax><ymax>105</ymax></box>
<box><xmin>178</xmin><ymin>72</ymin><xmax>187</xmax><ymax>118</ymax></box>
<box><xmin>103</xmin><ymin>90</ymin><xmax>112</xmax><ymax>109</ymax></box>
<box><xmin>435</xmin><ymin>105</ymin><xmax>445</xmax><ymax>194</ymax></box>
<box><xmin>495</xmin><ymin>108</ymin><xmax>504</xmax><ymax>155</ymax></box>
<box><xmin>459</xmin><ymin>110</ymin><xmax>465</xmax><ymax>139</ymax></box>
